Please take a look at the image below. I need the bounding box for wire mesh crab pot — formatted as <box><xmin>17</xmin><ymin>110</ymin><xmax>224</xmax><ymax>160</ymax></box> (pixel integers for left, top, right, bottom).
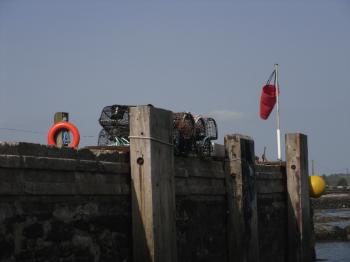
<box><xmin>194</xmin><ymin>115</ymin><xmax>206</xmax><ymax>140</ymax></box>
<box><xmin>97</xmin><ymin>106</ymin><xmax>218</xmax><ymax>156</ymax></box>
<box><xmin>173</xmin><ymin>112</ymin><xmax>196</xmax><ymax>155</ymax></box>
<box><xmin>98</xmin><ymin>105</ymin><xmax>131</xmax><ymax>146</ymax></box>
<box><xmin>97</xmin><ymin>129</ymin><xmax>114</xmax><ymax>146</ymax></box>
<box><xmin>99</xmin><ymin>105</ymin><xmax>130</xmax><ymax>136</ymax></box>
<box><xmin>97</xmin><ymin>128</ymin><xmax>130</xmax><ymax>146</ymax></box>
<box><xmin>194</xmin><ymin>116</ymin><xmax>218</xmax><ymax>157</ymax></box>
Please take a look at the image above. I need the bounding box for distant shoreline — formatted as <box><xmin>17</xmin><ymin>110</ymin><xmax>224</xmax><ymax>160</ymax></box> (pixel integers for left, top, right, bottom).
<box><xmin>312</xmin><ymin>192</ymin><xmax>350</xmax><ymax>209</ymax></box>
<box><xmin>312</xmin><ymin>193</ymin><xmax>350</xmax><ymax>242</ymax></box>
<box><xmin>313</xmin><ymin>208</ymin><xmax>350</xmax><ymax>242</ymax></box>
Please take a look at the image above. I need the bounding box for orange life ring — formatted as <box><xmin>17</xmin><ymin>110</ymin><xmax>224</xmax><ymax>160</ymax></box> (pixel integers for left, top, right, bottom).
<box><xmin>47</xmin><ymin>121</ymin><xmax>80</xmax><ymax>148</ymax></box>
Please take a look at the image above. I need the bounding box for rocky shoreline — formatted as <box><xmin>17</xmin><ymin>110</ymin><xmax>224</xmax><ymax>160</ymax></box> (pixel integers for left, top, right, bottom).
<box><xmin>312</xmin><ymin>193</ymin><xmax>350</xmax><ymax>209</ymax></box>
<box><xmin>313</xmin><ymin>193</ymin><xmax>350</xmax><ymax>241</ymax></box>
<box><xmin>314</xmin><ymin>221</ymin><xmax>350</xmax><ymax>241</ymax></box>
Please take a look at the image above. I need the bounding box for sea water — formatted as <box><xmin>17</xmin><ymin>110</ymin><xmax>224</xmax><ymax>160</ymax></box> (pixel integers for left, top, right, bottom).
<box><xmin>315</xmin><ymin>209</ymin><xmax>350</xmax><ymax>261</ymax></box>
<box><xmin>316</xmin><ymin>242</ymin><xmax>350</xmax><ymax>261</ymax></box>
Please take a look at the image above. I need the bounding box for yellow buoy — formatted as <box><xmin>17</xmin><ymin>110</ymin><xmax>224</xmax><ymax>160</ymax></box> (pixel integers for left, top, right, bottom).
<box><xmin>309</xmin><ymin>176</ymin><xmax>326</xmax><ymax>198</ymax></box>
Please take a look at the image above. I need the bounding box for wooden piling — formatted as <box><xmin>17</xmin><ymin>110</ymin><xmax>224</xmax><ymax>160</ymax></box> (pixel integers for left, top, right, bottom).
<box><xmin>286</xmin><ymin>133</ymin><xmax>312</xmax><ymax>262</ymax></box>
<box><xmin>225</xmin><ymin>134</ymin><xmax>259</xmax><ymax>262</ymax></box>
<box><xmin>54</xmin><ymin>112</ymin><xmax>69</xmax><ymax>147</ymax></box>
<box><xmin>129</xmin><ymin>105</ymin><xmax>177</xmax><ymax>262</ymax></box>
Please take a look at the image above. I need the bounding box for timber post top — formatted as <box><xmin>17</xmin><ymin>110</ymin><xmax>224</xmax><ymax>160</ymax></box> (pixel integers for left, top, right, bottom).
<box><xmin>129</xmin><ymin>105</ymin><xmax>173</xmax><ymax>145</ymax></box>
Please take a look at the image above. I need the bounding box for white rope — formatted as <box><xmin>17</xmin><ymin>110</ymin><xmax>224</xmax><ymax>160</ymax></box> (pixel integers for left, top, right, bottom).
<box><xmin>128</xmin><ymin>136</ymin><xmax>174</xmax><ymax>147</ymax></box>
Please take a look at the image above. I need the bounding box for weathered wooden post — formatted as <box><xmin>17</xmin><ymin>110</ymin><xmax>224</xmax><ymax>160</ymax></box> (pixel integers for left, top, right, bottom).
<box><xmin>286</xmin><ymin>133</ymin><xmax>312</xmax><ymax>262</ymax></box>
<box><xmin>54</xmin><ymin>112</ymin><xmax>69</xmax><ymax>147</ymax></box>
<box><xmin>129</xmin><ymin>105</ymin><xmax>177</xmax><ymax>262</ymax></box>
<box><xmin>225</xmin><ymin>134</ymin><xmax>259</xmax><ymax>262</ymax></box>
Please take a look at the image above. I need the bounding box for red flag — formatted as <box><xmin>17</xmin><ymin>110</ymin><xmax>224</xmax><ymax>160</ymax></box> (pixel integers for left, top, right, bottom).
<box><xmin>260</xmin><ymin>84</ymin><xmax>276</xmax><ymax>120</ymax></box>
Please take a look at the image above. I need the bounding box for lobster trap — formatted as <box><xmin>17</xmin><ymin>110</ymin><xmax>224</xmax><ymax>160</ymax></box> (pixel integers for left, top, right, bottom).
<box><xmin>97</xmin><ymin>128</ymin><xmax>130</xmax><ymax>146</ymax></box>
<box><xmin>173</xmin><ymin>112</ymin><xmax>196</xmax><ymax>155</ymax></box>
<box><xmin>98</xmin><ymin>105</ymin><xmax>131</xmax><ymax>146</ymax></box>
<box><xmin>194</xmin><ymin>116</ymin><xmax>218</xmax><ymax>157</ymax></box>
<box><xmin>172</xmin><ymin>113</ymin><xmax>218</xmax><ymax>157</ymax></box>
<box><xmin>97</xmin><ymin>105</ymin><xmax>218</xmax><ymax>157</ymax></box>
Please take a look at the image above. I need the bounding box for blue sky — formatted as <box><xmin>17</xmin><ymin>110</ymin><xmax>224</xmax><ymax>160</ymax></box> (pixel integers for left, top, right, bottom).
<box><xmin>0</xmin><ymin>0</ymin><xmax>349</xmax><ymax>174</ymax></box>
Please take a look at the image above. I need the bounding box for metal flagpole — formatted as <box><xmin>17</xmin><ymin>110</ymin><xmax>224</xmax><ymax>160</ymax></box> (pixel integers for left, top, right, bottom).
<box><xmin>275</xmin><ymin>64</ymin><xmax>282</xmax><ymax>160</ymax></box>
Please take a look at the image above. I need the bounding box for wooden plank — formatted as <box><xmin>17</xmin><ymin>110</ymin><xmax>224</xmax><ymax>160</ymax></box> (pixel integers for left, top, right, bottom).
<box><xmin>255</xmin><ymin>163</ymin><xmax>286</xmax><ymax>174</ymax></box>
<box><xmin>175</xmin><ymin>177</ymin><xmax>226</xmax><ymax>196</ymax></box>
<box><xmin>129</xmin><ymin>106</ymin><xmax>177</xmax><ymax>262</ymax></box>
<box><xmin>177</xmin><ymin>195</ymin><xmax>226</xmax><ymax>202</ymax></box>
<box><xmin>174</xmin><ymin>157</ymin><xmax>225</xmax><ymax>179</ymax></box>
<box><xmin>0</xmin><ymin>155</ymin><xmax>130</xmax><ymax>173</ymax></box>
<box><xmin>255</xmin><ymin>171</ymin><xmax>285</xmax><ymax>180</ymax></box>
<box><xmin>256</xmin><ymin>179</ymin><xmax>285</xmax><ymax>194</ymax></box>
<box><xmin>257</xmin><ymin>192</ymin><xmax>286</xmax><ymax>201</ymax></box>
<box><xmin>225</xmin><ymin>134</ymin><xmax>259</xmax><ymax>262</ymax></box>
<box><xmin>286</xmin><ymin>133</ymin><xmax>313</xmax><ymax>262</ymax></box>
<box><xmin>0</xmin><ymin>167</ymin><xmax>130</xmax><ymax>195</ymax></box>
<box><xmin>1</xmin><ymin>179</ymin><xmax>130</xmax><ymax>196</ymax></box>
